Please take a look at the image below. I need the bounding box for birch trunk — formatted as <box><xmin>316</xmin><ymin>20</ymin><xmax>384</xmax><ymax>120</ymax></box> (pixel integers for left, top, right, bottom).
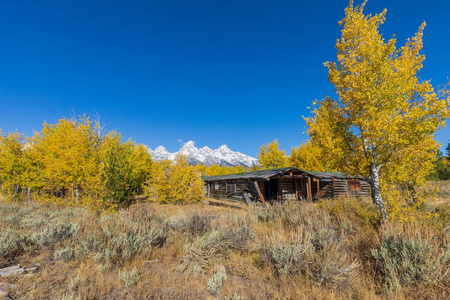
<box><xmin>369</xmin><ymin>163</ymin><xmax>388</xmax><ymax>220</ymax></box>
<box><xmin>75</xmin><ymin>186</ymin><xmax>79</xmax><ymax>203</ymax></box>
<box><xmin>27</xmin><ymin>187</ymin><xmax>31</xmax><ymax>202</ymax></box>
<box><xmin>408</xmin><ymin>184</ymin><xmax>417</xmax><ymax>205</ymax></box>
<box><xmin>14</xmin><ymin>184</ymin><xmax>20</xmax><ymax>201</ymax></box>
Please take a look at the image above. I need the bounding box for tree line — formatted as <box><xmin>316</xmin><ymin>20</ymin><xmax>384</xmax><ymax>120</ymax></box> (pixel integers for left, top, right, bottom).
<box><xmin>0</xmin><ymin>116</ymin><xmax>204</xmax><ymax>209</ymax></box>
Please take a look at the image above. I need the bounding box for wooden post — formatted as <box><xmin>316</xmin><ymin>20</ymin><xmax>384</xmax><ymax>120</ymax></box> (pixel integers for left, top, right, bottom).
<box><xmin>254</xmin><ymin>181</ymin><xmax>265</xmax><ymax>204</ymax></box>
<box><xmin>316</xmin><ymin>179</ymin><xmax>320</xmax><ymax>199</ymax></box>
<box><xmin>207</xmin><ymin>183</ymin><xmax>210</xmax><ymax>197</ymax></box>
<box><xmin>307</xmin><ymin>177</ymin><xmax>312</xmax><ymax>202</ymax></box>
<box><xmin>295</xmin><ymin>178</ymin><xmax>298</xmax><ymax>201</ymax></box>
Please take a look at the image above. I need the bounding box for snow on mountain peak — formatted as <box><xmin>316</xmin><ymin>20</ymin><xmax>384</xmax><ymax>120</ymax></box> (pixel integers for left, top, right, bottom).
<box><xmin>154</xmin><ymin>145</ymin><xmax>168</xmax><ymax>153</ymax></box>
<box><xmin>148</xmin><ymin>141</ymin><xmax>258</xmax><ymax>167</ymax></box>
<box><xmin>181</xmin><ymin>140</ymin><xmax>196</xmax><ymax>149</ymax></box>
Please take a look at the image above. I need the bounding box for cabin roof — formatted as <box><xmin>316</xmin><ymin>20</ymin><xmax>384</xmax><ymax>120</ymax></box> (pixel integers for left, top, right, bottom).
<box><xmin>202</xmin><ymin>166</ymin><xmax>361</xmax><ymax>182</ymax></box>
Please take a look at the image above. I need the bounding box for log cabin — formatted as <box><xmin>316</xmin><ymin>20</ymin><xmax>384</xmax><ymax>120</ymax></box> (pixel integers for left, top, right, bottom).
<box><xmin>202</xmin><ymin>167</ymin><xmax>370</xmax><ymax>203</ymax></box>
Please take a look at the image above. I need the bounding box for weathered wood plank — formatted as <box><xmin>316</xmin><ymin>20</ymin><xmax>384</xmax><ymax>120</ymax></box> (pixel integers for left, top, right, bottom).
<box><xmin>307</xmin><ymin>177</ymin><xmax>312</xmax><ymax>201</ymax></box>
<box><xmin>244</xmin><ymin>193</ymin><xmax>252</xmax><ymax>206</ymax></box>
<box><xmin>254</xmin><ymin>181</ymin><xmax>265</xmax><ymax>204</ymax></box>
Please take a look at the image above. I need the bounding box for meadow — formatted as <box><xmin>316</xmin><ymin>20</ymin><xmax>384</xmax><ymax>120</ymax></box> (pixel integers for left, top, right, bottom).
<box><xmin>0</xmin><ymin>181</ymin><xmax>449</xmax><ymax>300</ymax></box>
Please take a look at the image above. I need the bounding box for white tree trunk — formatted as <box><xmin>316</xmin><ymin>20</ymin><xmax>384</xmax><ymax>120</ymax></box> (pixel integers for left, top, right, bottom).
<box><xmin>27</xmin><ymin>187</ymin><xmax>31</xmax><ymax>202</ymax></box>
<box><xmin>76</xmin><ymin>186</ymin><xmax>79</xmax><ymax>203</ymax></box>
<box><xmin>369</xmin><ymin>163</ymin><xmax>388</xmax><ymax>220</ymax></box>
<box><xmin>14</xmin><ymin>184</ymin><xmax>20</xmax><ymax>201</ymax></box>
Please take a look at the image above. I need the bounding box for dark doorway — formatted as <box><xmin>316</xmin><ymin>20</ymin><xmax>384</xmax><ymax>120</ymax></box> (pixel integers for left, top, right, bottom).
<box><xmin>264</xmin><ymin>179</ymin><xmax>279</xmax><ymax>200</ymax></box>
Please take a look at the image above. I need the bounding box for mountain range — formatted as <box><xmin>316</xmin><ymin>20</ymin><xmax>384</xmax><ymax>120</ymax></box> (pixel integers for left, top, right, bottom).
<box><xmin>147</xmin><ymin>141</ymin><xmax>258</xmax><ymax>167</ymax></box>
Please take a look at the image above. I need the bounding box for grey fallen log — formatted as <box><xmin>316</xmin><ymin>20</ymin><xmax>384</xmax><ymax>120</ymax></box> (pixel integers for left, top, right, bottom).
<box><xmin>0</xmin><ymin>265</ymin><xmax>24</xmax><ymax>277</ymax></box>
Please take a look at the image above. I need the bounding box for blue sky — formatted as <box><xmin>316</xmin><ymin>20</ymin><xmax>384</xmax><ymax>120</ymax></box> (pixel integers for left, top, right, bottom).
<box><xmin>0</xmin><ymin>0</ymin><xmax>449</xmax><ymax>156</ymax></box>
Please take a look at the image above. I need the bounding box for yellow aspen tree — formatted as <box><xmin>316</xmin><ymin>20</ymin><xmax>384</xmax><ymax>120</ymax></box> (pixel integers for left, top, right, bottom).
<box><xmin>0</xmin><ymin>130</ymin><xmax>6</xmax><ymax>194</ymax></box>
<box><xmin>289</xmin><ymin>141</ymin><xmax>327</xmax><ymax>172</ymax></box>
<box><xmin>146</xmin><ymin>159</ymin><xmax>172</xmax><ymax>203</ymax></box>
<box><xmin>251</xmin><ymin>164</ymin><xmax>262</xmax><ymax>172</ymax></box>
<box><xmin>306</xmin><ymin>1</ymin><xmax>449</xmax><ymax>219</ymax></box>
<box><xmin>257</xmin><ymin>139</ymin><xmax>288</xmax><ymax>170</ymax></box>
<box><xmin>233</xmin><ymin>165</ymin><xmax>246</xmax><ymax>174</ymax></box>
<box><xmin>166</xmin><ymin>154</ymin><xmax>204</xmax><ymax>204</ymax></box>
<box><xmin>207</xmin><ymin>164</ymin><xmax>221</xmax><ymax>176</ymax></box>
<box><xmin>36</xmin><ymin>116</ymin><xmax>100</xmax><ymax>204</ymax></box>
<box><xmin>219</xmin><ymin>165</ymin><xmax>228</xmax><ymax>175</ymax></box>
<box><xmin>22</xmin><ymin>138</ymin><xmax>46</xmax><ymax>201</ymax></box>
<box><xmin>0</xmin><ymin>131</ymin><xmax>25</xmax><ymax>200</ymax></box>
<box><xmin>130</xmin><ymin>144</ymin><xmax>153</xmax><ymax>194</ymax></box>
<box><xmin>193</xmin><ymin>163</ymin><xmax>207</xmax><ymax>176</ymax></box>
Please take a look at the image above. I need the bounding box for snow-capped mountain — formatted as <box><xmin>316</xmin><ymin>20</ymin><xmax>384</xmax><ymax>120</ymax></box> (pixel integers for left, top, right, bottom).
<box><xmin>148</xmin><ymin>141</ymin><xmax>258</xmax><ymax>167</ymax></box>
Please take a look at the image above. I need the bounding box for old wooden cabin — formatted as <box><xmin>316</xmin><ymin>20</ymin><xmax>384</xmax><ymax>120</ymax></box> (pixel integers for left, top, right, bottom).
<box><xmin>203</xmin><ymin>167</ymin><xmax>370</xmax><ymax>203</ymax></box>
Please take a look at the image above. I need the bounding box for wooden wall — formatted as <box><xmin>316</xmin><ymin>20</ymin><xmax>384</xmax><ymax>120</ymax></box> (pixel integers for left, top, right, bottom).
<box><xmin>332</xmin><ymin>179</ymin><xmax>371</xmax><ymax>197</ymax></box>
<box><xmin>207</xmin><ymin>179</ymin><xmax>264</xmax><ymax>203</ymax></box>
<box><xmin>205</xmin><ymin>177</ymin><xmax>371</xmax><ymax>203</ymax></box>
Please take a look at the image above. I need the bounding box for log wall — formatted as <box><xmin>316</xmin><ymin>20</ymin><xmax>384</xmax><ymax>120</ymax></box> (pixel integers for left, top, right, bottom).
<box><xmin>208</xmin><ymin>179</ymin><xmax>265</xmax><ymax>203</ymax></box>
<box><xmin>332</xmin><ymin>180</ymin><xmax>371</xmax><ymax>197</ymax></box>
<box><xmin>206</xmin><ymin>177</ymin><xmax>370</xmax><ymax>203</ymax></box>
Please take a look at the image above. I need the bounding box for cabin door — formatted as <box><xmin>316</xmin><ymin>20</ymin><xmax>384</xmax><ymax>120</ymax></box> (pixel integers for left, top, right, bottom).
<box><xmin>264</xmin><ymin>179</ymin><xmax>279</xmax><ymax>200</ymax></box>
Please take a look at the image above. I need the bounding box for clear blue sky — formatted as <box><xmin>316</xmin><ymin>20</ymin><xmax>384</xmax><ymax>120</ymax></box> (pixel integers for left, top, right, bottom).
<box><xmin>0</xmin><ymin>0</ymin><xmax>449</xmax><ymax>156</ymax></box>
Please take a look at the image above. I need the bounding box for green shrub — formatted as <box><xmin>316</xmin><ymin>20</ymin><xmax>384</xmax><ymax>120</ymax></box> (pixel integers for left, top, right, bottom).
<box><xmin>207</xmin><ymin>265</ymin><xmax>227</xmax><ymax>295</ymax></box>
<box><xmin>252</xmin><ymin>202</ymin><xmax>305</xmax><ymax>226</ymax></box>
<box><xmin>222</xmin><ymin>219</ymin><xmax>256</xmax><ymax>250</ymax></box>
<box><xmin>119</xmin><ymin>267</ymin><xmax>141</xmax><ymax>287</ymax></box>
<box><xmin>69</xmin><ymin>275</ymin><xmax>86</xmax><ymax>292</ymax></box>
<box><xmin>180</xmin><ymin>230</ymin><xmax>225</xmax><ymax>274</ymax></box>
<box><xmin>180</xmin><ymin>221</ymin><xmax>256</xmax><ymax>274</ymax></box>
<box><xmin>318</xmin><ymin>197</ymin><xmax>381</xmax><ymax>228</ymax></box>
<box><xmin>271</xmin><ymin>244</ymin><xmax>307</xmax><ymax>275</ymax></box>
<box><xmin>372</xmin><ymin>231</ymin><xmax>450</xmax><ymax>292</ymax></box>
<box><xmin>54</xmin><ymin>244</ymin><xmax>76</xmax><ymax>261</ymax></box>
<box><xmin>171</xmin><ymin>212</ymin><xmax>211</xmax><ymax>237</ymax></box>
<box><xmin>306</xmin><ymin>242</ymin><xmax>359</xmax><ymax>289</ymax></box>
<box><xmin>61</xmin><ymin>293</ymin><xmax>79</xmax><ymax>300</ymax></box>
<box><xmin>0</xmin><ymin>228</ymin><xmax>31</xmax><ymax>257</ymax></box>
<box><xmin>310</xmin><ymin>228</ymin><xmax>339</xmax><ymax>251</ymax></box>
<box><xmin>89</xmin><ymin>214</ymin><xmax>168</xmax><ymax>265</ymax></box>
<box><xmin>34</xmin><ymin>222</ymin><xmax>78</xmax><ymax>249</ymax></box>
<box><xmin>253</xmin><ymin>204</ymin><xmax>277</xmax><ymax>222</ymax></box>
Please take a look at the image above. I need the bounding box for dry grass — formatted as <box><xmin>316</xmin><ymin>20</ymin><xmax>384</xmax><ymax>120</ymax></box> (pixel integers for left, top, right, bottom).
<box><xmin>0</xmin><ymin>186</ymin><xmax>449</xmax><ymax>299</ymax></box>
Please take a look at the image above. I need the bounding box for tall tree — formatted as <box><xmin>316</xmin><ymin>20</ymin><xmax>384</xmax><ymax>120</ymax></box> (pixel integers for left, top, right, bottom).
<box><xmin>257</xmin><ymin>140</ymin><xmax>288</xmax><ymax>170</ymax></box>
<box><xmin>289</xmin><ymin>141</ymin><xmax>327</xmax><ymax>172</ymax></box>
<box><xmin>306</xmin><ymin>1</ymin><xmax>449</xmax><ymax>219</ymax></box>
<box><xmin>0</xmin><ymin>131</ymin><xmax>25</xmax><ymax>200</ymax></box>
<box><xmin>36</xmin><ymin>116</ymin><xmax>101</xmax><ymax>203</ymax></box>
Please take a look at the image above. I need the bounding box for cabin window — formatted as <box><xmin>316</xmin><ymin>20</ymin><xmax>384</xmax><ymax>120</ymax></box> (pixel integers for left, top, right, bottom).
<box><xmin>348</xmin><ymin>180</ymin><xmax>361</xmax><ymax>192</ymax></box>
<box><xmin>215</xmin><ymin>183</ymin><xmax>219</xmax><ymax>190</ymax></box>
<box><xmin>226</xmin><ymin>182</ymin><xmax>236</xmax><ymax>193</ymax></box>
